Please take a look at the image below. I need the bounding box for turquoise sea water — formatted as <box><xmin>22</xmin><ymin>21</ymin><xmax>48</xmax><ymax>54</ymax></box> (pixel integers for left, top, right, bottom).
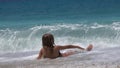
<box><xmin>0</xmin><ymin>0</ymin><xmax>120</xmax><ymax>68</ymax></box>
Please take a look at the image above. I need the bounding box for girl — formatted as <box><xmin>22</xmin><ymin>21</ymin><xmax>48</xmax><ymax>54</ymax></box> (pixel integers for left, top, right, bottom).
<box><xmin>37</xmin><ymin>33</ymin><xmax>93</xmax><ymax>59</ymax></box>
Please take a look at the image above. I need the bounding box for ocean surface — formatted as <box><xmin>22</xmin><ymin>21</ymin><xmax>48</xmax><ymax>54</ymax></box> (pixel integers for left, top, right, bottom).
<box><xmin>0</xmin><ymin>0</ymin><xmax>120</xmax><ymax>68</ymax></box>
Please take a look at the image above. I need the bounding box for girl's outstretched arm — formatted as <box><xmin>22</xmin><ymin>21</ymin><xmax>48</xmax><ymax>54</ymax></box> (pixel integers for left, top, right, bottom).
<box><xmin>56</xmin><ymin>45</ymin><xmax>85</xmax><ymax>50</ymax></box>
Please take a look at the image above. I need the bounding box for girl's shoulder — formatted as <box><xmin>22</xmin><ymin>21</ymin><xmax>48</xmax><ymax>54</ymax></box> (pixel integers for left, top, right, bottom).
<box><xmin>40</xmin><ymin>48</ymin><xmax>44</xmax><ymax>52</ymax></box>
<box><xmin>54</xmin><ymin>45</ymin><xmax>63</xmax><ymax>50</ymax></box>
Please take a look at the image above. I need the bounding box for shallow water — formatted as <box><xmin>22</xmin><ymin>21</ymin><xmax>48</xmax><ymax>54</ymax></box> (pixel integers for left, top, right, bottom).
<box><xmin>0</xmin><ymin>46</ymin><xmax>120</xmax><ymax>68</ymax></box>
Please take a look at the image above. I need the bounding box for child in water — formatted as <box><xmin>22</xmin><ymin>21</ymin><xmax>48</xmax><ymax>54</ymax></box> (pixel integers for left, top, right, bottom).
<box><xmin>37</xmin><ymin>33</ymin><xmax>93</xmax><ymax>59</ymax></box>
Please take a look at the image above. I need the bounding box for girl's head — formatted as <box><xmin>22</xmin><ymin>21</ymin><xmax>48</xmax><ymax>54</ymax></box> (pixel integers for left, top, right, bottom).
<box><xmin>42</xmin><ymin>33</ymin><xmax>54</xmax><ymax>48</ymax></box>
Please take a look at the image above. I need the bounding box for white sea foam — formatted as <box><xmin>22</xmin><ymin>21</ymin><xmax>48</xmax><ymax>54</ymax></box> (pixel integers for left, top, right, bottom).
<box><xmin>0</xmin><ymin>22</ymin><xmax>120</xmax><ymax>68</ymax></box>
<box><xmin>0</xmin><ymin>22</ymin><xmax>120</xmax><ymax>53</ymax></box>
<box><xmin>0</xmin><ymin>46</ymin><xmax>120</xmax><ymax>68</ymax></box>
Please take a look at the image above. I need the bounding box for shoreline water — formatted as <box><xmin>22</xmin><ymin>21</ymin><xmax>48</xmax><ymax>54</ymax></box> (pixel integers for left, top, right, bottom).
<box><xmin>1</xmin><ymin>60</ymin><xmax>120</xmax><ymax>68</ymax></box>
<box><xmin>0</xmin><ymin>46</ymin><xmax>120</xmax><ymax>68</ymax></box>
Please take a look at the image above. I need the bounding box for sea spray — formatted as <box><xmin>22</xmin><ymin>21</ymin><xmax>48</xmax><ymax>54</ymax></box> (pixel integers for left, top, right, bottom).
<box><xmin>0</xmin><ymin>22</ymin><xmax>120</xmax><ymax>52</ymax></box>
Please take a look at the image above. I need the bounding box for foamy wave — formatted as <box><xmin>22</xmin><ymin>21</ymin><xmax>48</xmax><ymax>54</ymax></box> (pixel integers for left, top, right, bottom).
<box><xmin>0</xmin><ymin>22</ymin><xmax>120</xmax><ymax>52</ymax></box>
<box><xmin>0</xmin><ymin>46</ymin><xmax>120</xmax><ymax>68</ymax></box>
<box><xmin>90</xmin><ymin>23</ymin><xmax>107</xmax><ymax>29</ymax></box>
<box><xmin>29</xmin><ymin>23</ymin><xmax>84</xmax><ymax>31</ymax></box>
<box><xmin>30</xmin><ymin>22</ymin><xmax>120</xmax><ymax>32</ymax></box>
<box><xmin>111</xmin><ymin>22</ymin><xmax>120</xmax><ymax>30</ymax></box>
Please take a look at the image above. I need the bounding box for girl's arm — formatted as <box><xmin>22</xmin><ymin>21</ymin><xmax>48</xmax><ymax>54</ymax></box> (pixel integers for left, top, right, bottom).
<box><xmin>37</xmin><ymin>48</ymin><xmax>43</xmax><ymax>59</ymax></box>
<box><xmin>56</xmin><ymin>45</ymin><xmax>85</xmax><ymax>50</ymax></box>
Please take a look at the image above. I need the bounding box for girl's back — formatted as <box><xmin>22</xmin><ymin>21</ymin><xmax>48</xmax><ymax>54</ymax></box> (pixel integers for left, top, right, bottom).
<box><xmin>42</xmin><ymin>46</ymin><xmax>62</xmax><ymax>59</ymax></box>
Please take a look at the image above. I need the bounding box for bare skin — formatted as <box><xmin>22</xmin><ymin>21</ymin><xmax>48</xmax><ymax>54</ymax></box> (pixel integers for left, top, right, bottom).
<box><xmin>37</xmin><ymin>44</ymin><xmax>93</xmax><ymax>59</ymax></box>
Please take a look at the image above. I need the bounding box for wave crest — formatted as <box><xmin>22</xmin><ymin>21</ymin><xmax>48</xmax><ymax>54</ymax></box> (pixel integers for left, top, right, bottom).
<box><xmin>0</xmin><ymin>22</ymin><xmax>120</xmax><ymax>52</ymax></box>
